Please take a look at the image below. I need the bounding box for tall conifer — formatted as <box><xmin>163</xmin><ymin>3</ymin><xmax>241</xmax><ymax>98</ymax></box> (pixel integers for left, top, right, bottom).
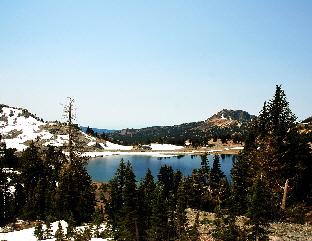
<box><xmin>231</xmin><ymin>85</ymin><xmax>312</xmax><ymax>220</ymax></box>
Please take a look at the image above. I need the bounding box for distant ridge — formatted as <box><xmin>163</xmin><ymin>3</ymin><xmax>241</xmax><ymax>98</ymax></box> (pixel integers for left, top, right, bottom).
<box><xmin>80</xmin><ymin>127</ymin><xmax>119</xmax><ymax>134</ymax></box>
<box><xmin>108</xmin><ymin>109</ymin><xmax>256</xmax><ymax>145</ymax></box>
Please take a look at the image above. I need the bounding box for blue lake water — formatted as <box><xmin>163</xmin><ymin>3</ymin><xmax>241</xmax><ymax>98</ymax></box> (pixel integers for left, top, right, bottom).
<box><xmin>86</xmin><ymin>154</ymin><xmax>237</xmax><ymax>183</ymax></box>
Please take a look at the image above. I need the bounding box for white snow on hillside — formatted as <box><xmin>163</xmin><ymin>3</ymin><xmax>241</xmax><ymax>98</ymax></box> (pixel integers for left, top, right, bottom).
<box><xmin>0</xmin><ymin>106</ymin><xmax>83</xmax><ymax>151</ymax></box>
<box><xmin>0</xmin><ymin>106</ymin><xmax>50</xmax><ymax>151</ymax></box>
<box><xmin>0</xmin><ymin>220</ymin><xmax>111</xmax><ymax>241</ymax></box>
<box><xmin>0</xmin><ymin>105</ymin><xmax>185</xmax><ymax>153</ymax></box>
<box><xmin>99</xmin><ymin>141</ymin><xmax>133</xmax><ymax>150</ymax></box>
<box><xmin>150</xmin><ymin>143</ymin><xmax>184</xmax><ymax>150</ymax></box>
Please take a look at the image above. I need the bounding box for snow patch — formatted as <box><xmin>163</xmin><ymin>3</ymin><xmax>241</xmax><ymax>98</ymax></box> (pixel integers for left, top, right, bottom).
<box><xmin>0</xmin><ymin>220</ymin><xmax>111</xmax><ymax>241</ymax></box>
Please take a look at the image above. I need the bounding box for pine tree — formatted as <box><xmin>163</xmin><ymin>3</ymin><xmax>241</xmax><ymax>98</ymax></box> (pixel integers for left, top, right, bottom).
<box><xmin>104</xmin><ymin>159</ymin><xmax>126</xmax><ymax>237</ymax></box>
<box><xmin>0</xmin><ymin>141</ymin><xmax>6</xmax><ymax>223</ymax></box>
<box><xmin>118</xmin><ymin>161</ymin><xmax>139</xmax><ymax>241</ymax></box>
<box><xmin>231</xmin><ymin>85</ymin><xmax>312</xmax><ymax>220</ymax></box>
<box><xmin>175</xmin><ymin>178</ymin><xmax>188</xmax><ymax>239</ymax></box>
<box><xmin>91</xmin><ymin>207</ymin><xmax>103</xmax><ymax>238</ymax></box>
<box><xmin>210</xmin><ymin>154</ymin><xmax>225</xmax><ymax>185</ymax></box>
<box><xmin>18</xmin><ymin>142</ymin><xmax>46</xmax><ymax>220</ymax></box>
<box><xmin>146</xmin><ymin>183</ymin><xmax>169</xmax><ymax>241</ymax></box>
<box><xmin>104</xmin><ymin>159</ymin><xmax>140</xmax><ymax>240</ymax></box>
<box><xmin>55</xmin><ymin>159</ymin><xmax>95</xmax><ymax>224</ymax></box>
<box><xmin>54</xmin><ymin>222</ymin><xmax>65</xmax><ymax>241</ymax></box>
<box><xmin>246</xmin><ymin>176</ymin><xmax>270</xmax><ymax>241</ymax></box>
<box><xmin>210</xmin><ymin>154</ymin><xmax>229</xmax><ymax>210</ymax></box>
<box><xmin>54</xmin><ymin>98</ymin><xmax>95</xmax><ymax>224</ymax></box>
<box><xmin>44</xmin><ymin>215</ymin><xmax>53</xmax><ymax>239</ymax></box>
<box><xmin>34</xmin><ymin>222</ymin><xmax>44</xmax><ymax>241</ymax></box>
<box><xmin>66</xmin><ymin>213</ymin><xmax>76</xmax><ymax>240</ymax></box>
<box><xmin>157</xmin><ymin>164</ymin><xmax>174</xmax><ymax>199</ymax></box>
<box><xmin>137</xmin><ymin>169</ymin><xmax>156</xmax><ymax>240</ymax></box>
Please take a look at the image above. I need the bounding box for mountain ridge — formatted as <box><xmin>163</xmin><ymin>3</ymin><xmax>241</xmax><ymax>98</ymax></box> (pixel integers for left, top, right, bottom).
<box><xmin>3</xmin><ymin>103</ymin><xmax>311</xmax><ymax>150</ymax></box>
<box><xmin>108</xmin><ymin>109</ymin><xmax>256</xmax><ymax>145</ymax></box>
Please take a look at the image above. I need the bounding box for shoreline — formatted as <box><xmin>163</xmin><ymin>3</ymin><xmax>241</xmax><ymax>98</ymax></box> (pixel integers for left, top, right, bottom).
<box><xmin>84</xmin><ymin>145</ymin><xmax>244</xmax><ymax>158</ymax></box>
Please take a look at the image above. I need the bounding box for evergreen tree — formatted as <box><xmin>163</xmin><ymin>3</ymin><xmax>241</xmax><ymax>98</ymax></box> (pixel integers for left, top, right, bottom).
<box><xmin>105</xmin><ymin>159</ymin><xmax>140</xmax><ymax>240</ymax></box>
<box><xmin>118</xmin><ymin>161</ymin><xmax>139</xmax><ymax>241</ymax></box>
<box><xmin>91</xmin><ymin>207</ymin><xmax>104</xmax><ymax>238</ymax></box>
<box><xmin>210</xmin><ymin>154</ymin><xmax>225</xmax><ymax>185</ymax></box>
<box><xmin>246</xmin><ymin>176</ymin><xmax>270</xmax><ymax>241</ymax></box>
<box><xmin>104</xmin><ymin>159</ymin><xmax>127</xmax><ymax>237</ymax></box>
<box><xmin>157</xmin><ymin>164</ymin><xmax>174</xmax><ymax>199</ymax></box>
<box><xmin>18</xmin><ymin>142</ymin><xmax>46</xmax><ymax>220</ymax></box>
<box><xmin>54</xmin><ymin>222</ymin><xmax>65</xmax><ymax>241</ymax></box>
<box><xmin>44</xmin><ymin>215</ymin><xmax>54</xmax><ymax>239</ymax></box>
<box><xmin>34</xmin><ymin>222</ymin><xmax>44</xmax><ymax>241</ymax></box>
<box><xmin>0</xmin><ymin>141</ymin><xmax>7</xmax><ymax>223</ymax></box>
<box><xmin>231</xmin><ymin>85</ymin><xmax>312</xmax><ymax>220</ymax></box>
<box><xmin>66</xmin><ymin>213</ymin><xmax>76</xmax><ymax>240</ymax></box>
<box><xmin>137</xmin><ymin>169</ymin><xmax>156</xmax><ymax>240</ymax></box>
<box><xmin>146</xmin><ymin>183</ymin><xmax>169</xmax><ymax>241</ymax></box>
<box><xmin>54</xmin><ymin>98</ymin><xmax>95</xmax><ymax>224</ymax></box>
<box><xmin>55</xmin><ymin>158</ymin><xmax>95</xmax><ymax>224</ymax></box>
<box><xmin>210</xmin><ymin>154</ymin><xmax>229</xmax><ymax>210</ymax></box>
<box><xmin>174</xmin><ymin>178</ymin><xmax>188</xmax><ymax>239</ymax></box>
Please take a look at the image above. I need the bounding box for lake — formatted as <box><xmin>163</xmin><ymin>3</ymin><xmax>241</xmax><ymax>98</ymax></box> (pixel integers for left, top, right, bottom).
<box><xmin>86</xmin><ymin>154</ymin><xmax>237</xmax><ymax>183</ymax></box>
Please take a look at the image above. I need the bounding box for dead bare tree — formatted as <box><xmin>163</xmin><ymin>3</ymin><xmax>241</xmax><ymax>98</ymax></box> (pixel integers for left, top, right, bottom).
<box><xmin>62</xmin><ymin>97</ymin><xmax>76</xmax><ymax>163</ymax></box>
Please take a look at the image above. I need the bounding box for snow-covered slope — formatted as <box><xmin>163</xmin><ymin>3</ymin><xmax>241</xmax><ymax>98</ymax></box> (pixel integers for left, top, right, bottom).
<box><xmin>0</xmin><ymin>220</ymin><xmax>111</xmax><ymax>241</ymax></box>
<box><xmin>1</xmin><ymin>105</ymin><xmax>186</xmax><ymax>153</ymax></box>
<box><xmin>0</xmin><ymin>105</ymin><xmax>132</xmax><ymax>152</ymax></box>
<box><xmin>0</xmin><ymin>105</ymin><xmax>52</xmax><ymax>151</ymax></box>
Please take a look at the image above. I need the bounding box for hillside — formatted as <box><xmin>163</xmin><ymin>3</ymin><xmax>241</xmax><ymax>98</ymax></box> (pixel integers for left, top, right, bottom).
<box><xmin>108</xmin><ymin>109</ymin><xmax>255</xmax><ymax>145</ymax></box>
<box><xmin>0</xmin><ymin>104</ymin><xmax>126</xmax><ymax>152</ymax></box>
<box><xmin>3</xmin><ymin>104</ymin><xmax>310</xmax><ymax>151</ymax></box>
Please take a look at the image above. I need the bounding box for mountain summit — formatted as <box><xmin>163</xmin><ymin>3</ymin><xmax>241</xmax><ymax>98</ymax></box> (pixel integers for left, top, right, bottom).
<box><xmin>206</xmin><ymin>109</ymin><xmax>255</xmax><ymax>122</ymax></box>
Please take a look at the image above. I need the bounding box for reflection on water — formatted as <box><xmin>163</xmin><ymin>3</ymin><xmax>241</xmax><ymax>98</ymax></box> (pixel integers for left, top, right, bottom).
<box><xmin>86</xmin><ymin>154</ymin><xmax>236</xmax><ymax>183</ymax></box>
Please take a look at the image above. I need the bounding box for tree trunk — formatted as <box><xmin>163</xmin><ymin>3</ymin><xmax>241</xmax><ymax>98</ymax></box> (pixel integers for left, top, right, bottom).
<box><xmin>281</xmin><ymin>179</ymin><xmax>289</xmax><ymax>210</ymax></box>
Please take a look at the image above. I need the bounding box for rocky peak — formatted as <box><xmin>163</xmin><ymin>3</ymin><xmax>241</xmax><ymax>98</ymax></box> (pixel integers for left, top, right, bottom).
<box><xmin>206</xmin><ymin>109</ymin><xmax>255</xmax><ymax>122</ymax></box>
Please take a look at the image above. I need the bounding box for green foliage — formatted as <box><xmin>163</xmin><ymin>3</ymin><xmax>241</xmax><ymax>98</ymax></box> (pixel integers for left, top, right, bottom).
<box><xmin>54</xmin><ymin>157</ymin><xmax>95</xmax><ymax>224</ymax></box>
<box><xmin>231</xmin><ymin>85</ymin><xmax>312</xmax><ymax>223</ymax></box>
<box><xmin>104</xmin><ymin>159</ymin><xmax>140</xmax><ymax>240</ymax></box>
<box><xmin>104</xmin><ymin>159</ymin><xmax>213</xmax><ymax>240</ymax></box>
<box><xmin>54</xmin><ymin>222</ymin><xmax>65</xmax><ymax>241</ymax></box>
<box><xmin>184</xmin><ymin>154</ymin><xmax>230</xmax><ymax>212</ymax></box>
<box><xmin>45</xmin><ymin>216</ymin><xmax>53</xmax><ymax>239</ymax></box>
<box><xmin>34</xmin><ymin>222</ymin><xmax>44</xmax><ymax>241</ymax></box>
<box><xmin>73</xmin><ymin>227</ymin><xmax>92</xmax><ymax>241</ymax></box>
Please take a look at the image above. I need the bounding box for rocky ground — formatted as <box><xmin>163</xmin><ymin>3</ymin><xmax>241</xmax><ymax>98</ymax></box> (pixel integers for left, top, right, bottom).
<box><xmin>186</xmin><ymin>209</ymin><xmax>312</xmax><ymax>241</ymax></box>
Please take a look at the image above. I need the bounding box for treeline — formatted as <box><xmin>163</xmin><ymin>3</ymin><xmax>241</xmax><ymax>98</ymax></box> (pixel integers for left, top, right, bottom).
<box><xmin>106</xmin><ymin>121</ymin><xmax>250</xmax><ymax>146</ymax></box>
<box><xmin>83</xmin><ymin>124</ymin><xmax>247</xmax><ymax>147</ymax></box>
<box><xmin>101</xmin><ymin>154</ymin><xmax>228</xmax><ymax>240</ymax></box>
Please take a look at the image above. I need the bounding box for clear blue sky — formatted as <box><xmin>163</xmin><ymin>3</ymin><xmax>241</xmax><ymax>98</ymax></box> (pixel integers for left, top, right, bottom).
<box><xmin>1</xmin><ymin>1</ymin><xmax>311</xmax><ymax>129</ymax></box>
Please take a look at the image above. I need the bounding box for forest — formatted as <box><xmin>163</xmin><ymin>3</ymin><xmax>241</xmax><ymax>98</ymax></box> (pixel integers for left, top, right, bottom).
<box><xmin>0</xmin><ymin>86</ymin><xmax>311</xmax><ymax>240</ymax></box>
